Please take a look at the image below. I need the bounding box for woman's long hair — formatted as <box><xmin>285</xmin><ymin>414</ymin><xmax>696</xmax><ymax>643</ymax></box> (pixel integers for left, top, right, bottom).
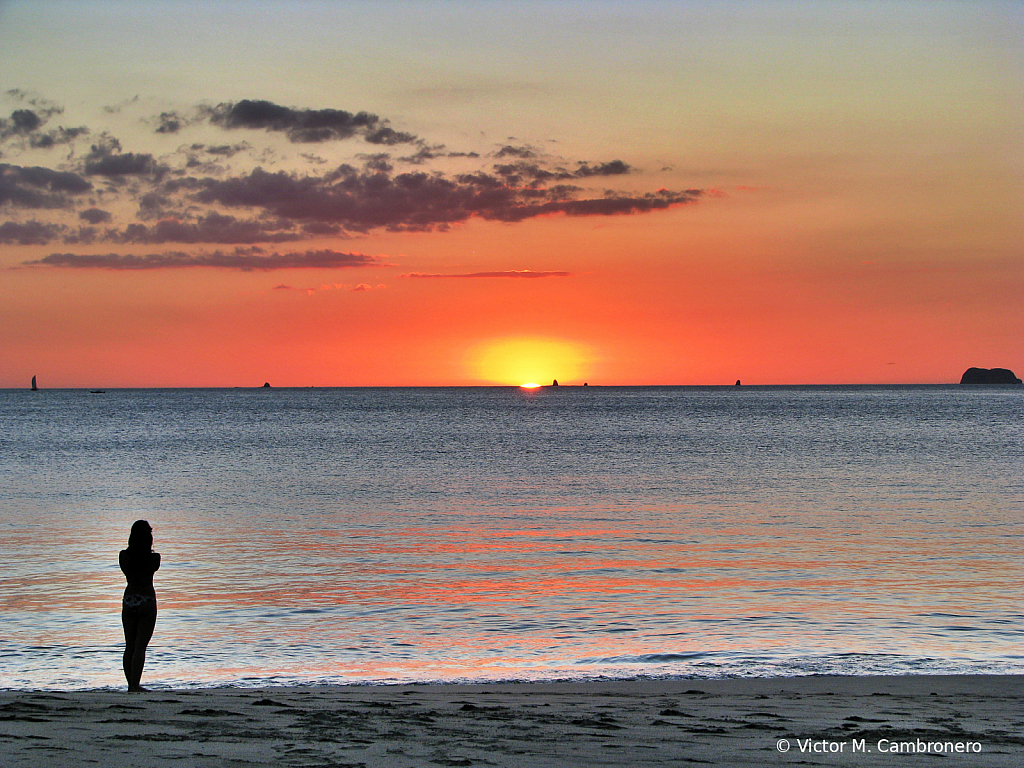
<box><xmin>127</xmin><ymin>520</ymin><xmax>153</xmax><ymax>552</ymax></box>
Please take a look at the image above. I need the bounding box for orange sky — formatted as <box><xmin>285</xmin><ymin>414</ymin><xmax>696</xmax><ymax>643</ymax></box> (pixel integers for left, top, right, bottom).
<box><xmin>1</xmin><ymin>1</ymin><xmax>1021</xmax><ymax>386</ymax></box>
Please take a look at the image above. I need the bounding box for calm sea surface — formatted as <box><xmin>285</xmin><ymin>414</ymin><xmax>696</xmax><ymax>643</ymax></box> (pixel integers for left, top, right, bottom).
<box><xmin>1</xmin><ymin>386</ymin><xmax>1021</xmax><ymax>690</ymax></box>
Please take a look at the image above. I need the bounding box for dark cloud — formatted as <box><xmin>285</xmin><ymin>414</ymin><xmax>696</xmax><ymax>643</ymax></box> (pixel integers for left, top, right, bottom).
<box><xmin>78</xmin><ymin>207</ymin><xmax>112</xmax><ymax>224</ymax></box>
<box><xmin>83</xmin><ymin>138</ymin><xmax>164</xmax><ymax>177</ymax></box>
<box><xmin>398</xmin><ymin>145</ymin><xmax>442</xmax><ymax>165</ymax></box>
<box><xmin>62</xmin><ymin>225</ymin><xmax>102</xmax><ymax>245</ymax></box>
<box><xmin>85</xmin><ymin>152</ymin><xmax>157</xmax><ymax>176</ymax></box>
<box><xmin>10</xmin><ymin>109</ymin><xmax>41</xmax><ymax>133</ymax></box>
<box><xmin>194</xmin><ymin>167</ymin><xmax>489</xmax><ymax>231</ymax></box>
<box><xmin>26</xmin><ymin>247</ymin><xmax>380</xmax><ymax>271</ymax></box>
<box><xmin>117</xmin><ymin>212</ymin><xmax>301</xmax><ymax>244</ymax></box>
<box><xmin>491</xmin><ymin>159</ymin><xmax>632</xmax><ymax>186</ymax></box>
<box><xmin>0</xmin><ymin>103</ymin><xmax>88</xmax><ymax>149</ymax></box>
<box><xmin>137</xmin><ymin>191</ymin><xmax>172</xmax><ymax>215</ymax></box>
<box><xmin>301</xmin><ymin>221</ymin><xmax>343</xmax><ymax>236</ymax></box>
<box><xmin>192</xmin><ymin>165</ymin><xmax>700</xmax><ymax>233</ymax></box>
<box><xmin>0</xmin><ymin>163</ymin><xmax>92</xmax><ymax>208</ymax></box>
<box><xmin>181</xmin><ymin>143</ymin><xmax>249</xmax><ymax>171</ymax></box>
<box><xmin>403</xmin><ymin>270</ymin><xmax>573</xmax><ymax>279</ymax></box>
<box><xmin>364</xmin><ymin>126</ymin><xmax>417</xmax><ymax>145</ymax></box>
<box><xmin>1</xmin><ymin>92</ymin><xmax>705</xmax><ymax>253</ymax></box>
<box><xmin>206</xmin><ymin>99</ymin><xmax>417</xmax><ymax>145</ymax></box>
<box><xmin>14</xmin><ymin>165</ymin><xmax>92</xmax><ymax>193</ymax></box>
<box><xmin>492</xmin><ymin>162</ymin><xmax>560</xmax><ymax>185</ymax></box>
<box><xmin>495</xmin><ymin>145</ymin><xmax>535</xmax><ymax>159</ymax></box>
<box><xmin>203</xmin><ymin>143</ymin><xmax>247</xmax><ymax>157</ymax></box>
<box><xmin>361</xmin><ymin>153</ymin><xmax>393</xmax><ymax>173</ymax></box>
<box><xmin>574</xmin><ymin>160</ymin><xmax>631</xmax><ymax>177</ymax></box>
<box><xmin>0</xmin><ymin>219</ymin><xmax>65</xmax><ymax>245</ymax></box>
<box><xmin>488</xmin><ymin>189</ymin><xmax>702</xmax><ymax>222</ymax></box>
<box><xmin>29</xmin><ymin>125</ymin><xmax>89</xmax><ymax>149</ymax></box>
<box><xmin>1</xmin><ymin>109</ymin><xmax>46</xmax><ymax>141</ymax></box>
<box><xmin>155</xmin><ymin>112</ymin><xmax>183</xmax><ymax>134</ymax></box>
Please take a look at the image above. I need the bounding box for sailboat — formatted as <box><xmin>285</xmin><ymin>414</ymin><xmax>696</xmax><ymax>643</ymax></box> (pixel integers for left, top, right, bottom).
<box><xmin>31</xmin><ymin>375</ymin><xmax>38</xmax><ymax>391</ymax></box>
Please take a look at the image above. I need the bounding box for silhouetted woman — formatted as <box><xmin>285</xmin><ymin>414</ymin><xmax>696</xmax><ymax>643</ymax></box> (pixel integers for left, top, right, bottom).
<box><xmin>120</xmin><ymin>520</ymin><xmax>160</xmax><ymax>692</ymax></box>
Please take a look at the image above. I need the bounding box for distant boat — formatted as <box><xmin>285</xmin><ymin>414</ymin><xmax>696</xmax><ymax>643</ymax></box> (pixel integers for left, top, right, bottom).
<box><xmin>31</xmin><ymin>375</ymin><xmax>37</xmax><ymax>391</ymax></box>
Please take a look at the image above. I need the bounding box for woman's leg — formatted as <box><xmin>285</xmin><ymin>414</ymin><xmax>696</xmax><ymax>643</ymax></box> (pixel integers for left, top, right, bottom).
<box><xmin>124</xmin><ymin>609</ymin><xmax>157</xmax><ymax>691</ymax></box>
<box><xmin>122</xmin><ymin>611</ymin><xmax>138</xmax><ymax>688</ymax></box>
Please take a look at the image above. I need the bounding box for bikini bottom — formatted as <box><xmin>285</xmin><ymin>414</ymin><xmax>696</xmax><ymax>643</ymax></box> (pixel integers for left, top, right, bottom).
<box><xmin>122</xmin><ymin>594</ymin><xmax>157</xmax><ymax>617</ymax></box>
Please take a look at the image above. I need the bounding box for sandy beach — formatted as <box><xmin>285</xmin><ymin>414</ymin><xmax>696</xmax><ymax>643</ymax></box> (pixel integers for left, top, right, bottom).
<box><xmin>1</xmin><ymin>675</ymin><xmax>1021</xmax><ymax>767</ymax></box>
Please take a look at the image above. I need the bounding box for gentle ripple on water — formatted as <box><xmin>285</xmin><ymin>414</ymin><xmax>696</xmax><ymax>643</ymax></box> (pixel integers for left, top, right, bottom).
<box><xmin>0</xmin><ymin>385</ymin><xmax>1022</xmax><ymax>689</ymax></box>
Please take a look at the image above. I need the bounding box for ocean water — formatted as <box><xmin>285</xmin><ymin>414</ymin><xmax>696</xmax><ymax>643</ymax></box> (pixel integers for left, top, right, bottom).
<box><xmin>1</xmin><ymin>385</ymin><xmax>1022</xmax><ymax>691</ymax></box>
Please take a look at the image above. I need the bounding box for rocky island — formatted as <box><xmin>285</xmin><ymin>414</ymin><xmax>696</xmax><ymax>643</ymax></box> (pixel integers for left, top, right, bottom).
<box><xmin>960</xmin><ymin>367</ymin><xmax>1022</xmax><ymax>384</ymax></box>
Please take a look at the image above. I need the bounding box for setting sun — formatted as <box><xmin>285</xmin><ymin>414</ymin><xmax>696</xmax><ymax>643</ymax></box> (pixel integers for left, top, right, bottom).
<box><xmin>470</xmin><ymin>338</ymin><xmax>593</xmax><ymax>386</ymax></box>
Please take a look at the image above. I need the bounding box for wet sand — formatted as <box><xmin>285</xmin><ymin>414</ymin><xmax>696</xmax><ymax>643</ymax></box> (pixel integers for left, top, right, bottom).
<box><xmin>1</xmin><ymin>675</ymin><xmax>1022</xmax><ymax>767</ymax></box>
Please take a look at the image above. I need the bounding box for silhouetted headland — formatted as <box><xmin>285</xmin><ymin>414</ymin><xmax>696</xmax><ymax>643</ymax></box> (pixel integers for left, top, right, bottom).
<box><xmin>960</xmin><ymin>367</ymin><xmax>1021</xmax><ymax>384</ymax></box>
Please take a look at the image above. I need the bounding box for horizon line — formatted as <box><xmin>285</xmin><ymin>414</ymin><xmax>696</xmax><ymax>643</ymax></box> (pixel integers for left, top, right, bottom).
<box><xmin>5</xmin><ymin>382</ymin><xmax>1015</xmax><ymax>391</ymax></box>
